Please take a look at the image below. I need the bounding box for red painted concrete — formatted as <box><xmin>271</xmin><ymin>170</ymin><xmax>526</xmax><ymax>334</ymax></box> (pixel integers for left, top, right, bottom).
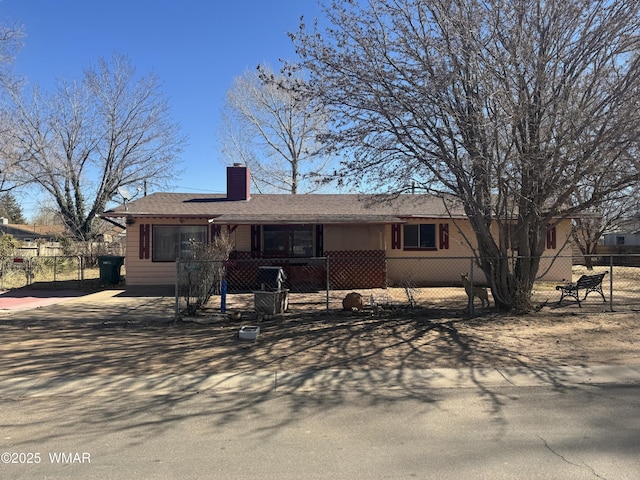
<box><xmin>0</xmin><ymin>290</ymin><xmax>84</xmax><ymax>311</ymax></box>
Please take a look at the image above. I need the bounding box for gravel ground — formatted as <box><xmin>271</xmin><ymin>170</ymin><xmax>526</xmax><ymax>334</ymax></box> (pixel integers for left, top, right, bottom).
<box><xmin>1</xmin><ymin>287</ymin><xmax>638</xmax><ymax>377</ymax></box>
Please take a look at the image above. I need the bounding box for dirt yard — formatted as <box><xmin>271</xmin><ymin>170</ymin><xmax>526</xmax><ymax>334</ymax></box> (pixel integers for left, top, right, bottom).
<box><xmin>1</xmin><ymin>290</ymin><xmax>638</xmax><ymax>377</ymax></box>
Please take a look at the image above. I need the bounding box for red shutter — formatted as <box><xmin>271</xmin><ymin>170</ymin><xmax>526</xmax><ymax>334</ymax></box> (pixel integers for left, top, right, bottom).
<box><xmin>546</xmin><ymin>226</ymin><xmax>557</xmax><ymax>249</ymax></box>
<box><xmin>139</xmin><ymin>224</ymin><xmax>150</xmax><ymax>259</ymax></box>
<box><xmin>315</xmin><ymin>224</ymin><xmax>324</xmax><ymax>257</ymax></box>
<box><xmin>250</xmin><ymin>225</ymin><xmax>261</xmax><ymax>256</ymax></box>
<box><xmin>391</xmin><ymin>224</ymin><xmax>402</xmax><ymax>249</ymax></box>
<box><xmin>439</xmin><ymin>223</ymin><xmax>449</xmax><ymax>249</ymax></box>
<box><xmin>210</xmin><ymin>224</ymin><xmax>221</xmax><ymax>242</ymax></box>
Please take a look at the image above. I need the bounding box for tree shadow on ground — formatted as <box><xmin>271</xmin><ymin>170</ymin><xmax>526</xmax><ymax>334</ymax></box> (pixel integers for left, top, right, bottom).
<box><xmin>4</xmin><ymin>279</ymin><xmax>107</xmax><ymax>293</ymax></box>
<box><xmin>1</xmin><ymin>297</ymin><xmax>629</xmax><ymax>447</ymax></box>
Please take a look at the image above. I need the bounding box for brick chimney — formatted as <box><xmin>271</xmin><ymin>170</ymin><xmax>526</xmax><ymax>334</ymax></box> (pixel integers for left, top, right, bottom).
<box><xmin>226</xmin><ymin>163</ymin><xmax>251</xmax><ymax>201</ymax></box>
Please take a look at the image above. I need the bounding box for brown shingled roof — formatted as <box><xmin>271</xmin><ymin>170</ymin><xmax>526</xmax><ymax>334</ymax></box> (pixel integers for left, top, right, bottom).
<box><xmin>0</xmin><ymin>223</ymin><xmax>67</xmax><ymax>238</ymax></box>
<box><xmin>102</xmin><ymin>193</ymin><xmax>465</xmax><ymax>224</ymax></box>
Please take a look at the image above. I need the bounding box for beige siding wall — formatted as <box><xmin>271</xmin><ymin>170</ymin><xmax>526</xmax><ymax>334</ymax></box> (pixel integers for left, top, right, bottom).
<box><xmin>539</xmin><ymin>220</ymin><xmax>573</xmax><ymax>282</ymax></box>
<box><xmin>385</xmin><ymin>219</ymin><xmax>573</xmax><ymax>285</ymax></box>
<box><xmin>125</xmin><ymin>218</ymin><xmax>213</xmax><ymax>286</ymax></box>
<box><xmin>223</xmin><ymin>224</ymin><xmax>386</xmax><ymax>254</ymax></box>
<box><xmin>324</xmin><ymin>224</ymin><xmax>385</xmax><ymax>251</ymax></box>
<box><xmin>385</xmin><ymin>219</ymin><xmax>478</xmax><ymax>285</ymax></box>
<box><xmin>231</xmin><ymin>224</ymin><xmax>387</xmax><ymax>253</ymax></box>
<box><xmin>233</xmin><ymin>225</ymin><xmax>251</xmax><ymax>251</ymax></box>
<box><xmin>124</xmin><ymin>218</ymin><xmax>573</xmax><ymax>287</ymax></box>
<box><xmin>385</xmin><ymin>219</ymin><xmax>477</xmax><ymax>259</ymax></box>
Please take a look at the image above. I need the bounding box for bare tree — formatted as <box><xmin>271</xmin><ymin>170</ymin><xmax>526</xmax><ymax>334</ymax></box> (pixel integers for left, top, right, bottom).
<box><xmin>293</xmin><ymin>0</ymin><xmax>640</xmax><ymax>312</ymax></box>
<box><xmin>0</xmin><ymin>20</ymin><xmax>23</xmax><ymax>91</ymax></box>
<box><xmin>9</xmin><ymin>53</ymin><xmax>185</xmax><ymax>240</ymax></box>
<box><xmin>0</xmin><ymin>110</ymin><xmax>26</xmax><ymax>192</ymax></box>
<box><xmin>220</xmin><ymin>63</ymin><xmax>330</xmax><ymax>194</ymax></box>
<box><xmin>0</xmin><ymin>21</ymin><xmax>24</xmax><ymax>193</ymax></box>
<box><xmin>29</xmin><ymin>197</ymin><xmax>63</xmax><ymax>226</ymax></box>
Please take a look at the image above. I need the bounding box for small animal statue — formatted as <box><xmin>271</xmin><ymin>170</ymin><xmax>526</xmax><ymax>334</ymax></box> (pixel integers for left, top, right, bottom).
<box><xmin>342</xmin><ymin>292</ymin><xmax>364</xmax><ymax>311</ymax></box>
<box><xmin>461</xmin><ymin>273</ymin><xmax>490</xmax><ymax>308</ymax></box>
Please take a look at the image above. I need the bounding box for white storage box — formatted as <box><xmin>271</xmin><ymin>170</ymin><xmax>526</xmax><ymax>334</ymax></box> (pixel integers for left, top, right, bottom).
<box><xmin>239</xmin><ymin>325</ymin><xmax>260</xmax><ymax>340</ymax></box>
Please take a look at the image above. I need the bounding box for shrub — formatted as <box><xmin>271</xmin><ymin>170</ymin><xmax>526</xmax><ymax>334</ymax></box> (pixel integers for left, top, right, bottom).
<box><xmin>180</xmin><ymin>231</ymin><xmax>234</xmax><ymax>316</ymax></box>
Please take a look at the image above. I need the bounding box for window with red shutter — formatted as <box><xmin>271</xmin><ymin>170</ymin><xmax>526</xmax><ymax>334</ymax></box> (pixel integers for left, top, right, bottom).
<box><xmin>210</xmin><ymin>224</ymin><xmax>221</xmax><ymax>242</ymax></box>
<box><xmin>251</xmin><ymin>225</ymin><xmax>261</xmax><ymax>255</ymax></box>
<box><xmin>139</xmin><ymin>224</ymin><xmax>150</xmax><ymax>259</ymax></box>
<box><xmin>391</xmin><ymin>223</ymin><xmax>402</xmax><ymax>249</ymax></box>
<box><xmin>439</xmin><ymin>223</ymin><xmax>449</xmax><ymax>249</ymax></box>
<box><xmin>546</xmin><ymin>226</ymin><xmax>557</xmax><ymax>249</ymax></box>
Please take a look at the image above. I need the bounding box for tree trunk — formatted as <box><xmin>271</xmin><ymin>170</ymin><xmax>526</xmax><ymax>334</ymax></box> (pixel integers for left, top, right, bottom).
<box><xmin>584</xmin><ymin>256</ymin><xmax>594</xmax><ymax>270</ymax></box>
<box><xmin>472</xmin><ymin>215</ymin><xmax>543</xmax><ymax>314</ymax></box>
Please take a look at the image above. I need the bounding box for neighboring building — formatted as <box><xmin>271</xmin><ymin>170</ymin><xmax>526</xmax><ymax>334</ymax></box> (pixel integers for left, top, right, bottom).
<box><xmin>101</xmin><ymin>164</ymin><xmax>573</xmax><ymax>290</ymax></box>
<box><xmin>0</xmin><ymin>219</ymin><xmax>66</xmax><ymax>242</ymax></box>
<box><xmin>601</xmin><ymin>217</ymin><xmax>640</xmax><ymax>247</ymax></box>
<box><xmin>602</xmin><ymin>232</ymin><xmax>640</xmax><ymax>246</ymax></box>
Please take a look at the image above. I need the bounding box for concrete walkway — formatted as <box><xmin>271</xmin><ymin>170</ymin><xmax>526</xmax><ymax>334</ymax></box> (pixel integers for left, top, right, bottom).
<box><xmin>2</xmin><ymin>364</ymin><xmax>640</xmax><ymax>397</ymax></box>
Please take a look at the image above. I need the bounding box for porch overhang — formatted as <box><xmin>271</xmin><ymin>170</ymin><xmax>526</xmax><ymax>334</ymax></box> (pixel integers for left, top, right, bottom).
<box><xmin>100</xmin><ymin>213</ymin><xmax>415</xmax><ymax>225</ymax></box>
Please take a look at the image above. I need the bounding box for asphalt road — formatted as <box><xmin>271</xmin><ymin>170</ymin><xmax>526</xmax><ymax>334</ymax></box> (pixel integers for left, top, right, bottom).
<box><xmin>1</xmin><ymin>379</ymin><xmax>639</xmax><ymax>479</ymax></box>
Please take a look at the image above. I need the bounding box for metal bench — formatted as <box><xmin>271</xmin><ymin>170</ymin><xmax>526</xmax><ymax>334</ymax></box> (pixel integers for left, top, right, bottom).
<box><xmin>555</xmin><ymin>272</ymin><xmax>607</xmax><ymax>307</ymax></box>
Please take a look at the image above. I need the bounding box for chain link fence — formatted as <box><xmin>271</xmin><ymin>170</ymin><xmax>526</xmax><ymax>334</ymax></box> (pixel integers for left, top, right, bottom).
<box><xmin>175</xmin><ymin>254</ymin><xmax>640</xmax><ymax>319</ymax></box>
<box><xmin>0</xmin><ymin>256</ymin><xmax>104</xmax><ymax>290</ymax></box>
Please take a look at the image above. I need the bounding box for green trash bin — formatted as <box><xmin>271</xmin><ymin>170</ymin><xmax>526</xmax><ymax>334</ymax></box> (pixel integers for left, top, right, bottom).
<box><xmin>97</xmin><ymin>255</ymin><xmax>125</xmax><ymax>285</ymax></box>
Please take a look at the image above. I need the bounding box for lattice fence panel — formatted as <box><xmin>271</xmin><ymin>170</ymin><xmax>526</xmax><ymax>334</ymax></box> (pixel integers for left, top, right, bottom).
<box><xmin>326</xmin><ymin>250</ymin><xmax>387</xmax><ymax>289</ymax></box>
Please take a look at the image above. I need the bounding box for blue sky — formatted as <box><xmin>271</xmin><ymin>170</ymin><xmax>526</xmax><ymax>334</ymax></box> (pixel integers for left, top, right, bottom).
<box><xmin>1</xmin><ymin>0</ymin><xmax>323</xmax><ymax>219</ymax></box>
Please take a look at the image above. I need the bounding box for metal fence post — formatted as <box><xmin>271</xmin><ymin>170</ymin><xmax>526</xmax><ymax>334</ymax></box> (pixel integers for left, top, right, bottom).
<box><xmin>609</xmin><ymin>255</ymin><xmax>614</xmax><ymax>312</ymax></box>
<box><xmin>469</xmin><ymin>257</ymin><xmax>475</xmax><ymax>315</ymax></box>
<box><xmin>174</xmin><ymin>259</ymin><xmax>180</xmax><ymax>320</ymax></box>
<box><xmin>325</xmin><ymin>256</ymin><xmax>330</xmax><ymax>311</ymax></box>
<box><xmin>220</xmin><ymin>278</ymin><xmax>227</xmax><ymax>313</ymax></box>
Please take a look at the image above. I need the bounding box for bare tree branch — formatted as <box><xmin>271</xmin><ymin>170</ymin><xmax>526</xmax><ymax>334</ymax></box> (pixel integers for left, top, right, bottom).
<box><xmin>8</xmin><ymin>53</ymin><xmax>185</xmax><ymax>240</ymax></box>
<box><xmin>219</xmin><ymin>63</ymin><xmax>332</xmax><ymax>194</ymax></box>
<box><xmin>293</xmin><ymin>0</ymin><xmax>640</xmax><ymax>312</ymax></box>
<box><xmin>0</xmin><ymin>21</ymin><xmax>25</xmax><ymax>193</ymax></box>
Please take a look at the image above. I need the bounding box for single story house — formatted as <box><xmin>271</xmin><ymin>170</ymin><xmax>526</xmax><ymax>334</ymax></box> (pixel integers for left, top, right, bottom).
<box><xmin>0</xmin><ymin>220</ymin><xmax>66</xmax><ymax>242</ymax></box>
<box><xmin>602</xmin><ymin>231</ymin><xmax>640</xmax><ymax>247</ymax></box>
<box><xmin>101</xmin><ymin>164</ymin><xmax>573</xmax><ymax>290</ymax></box>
